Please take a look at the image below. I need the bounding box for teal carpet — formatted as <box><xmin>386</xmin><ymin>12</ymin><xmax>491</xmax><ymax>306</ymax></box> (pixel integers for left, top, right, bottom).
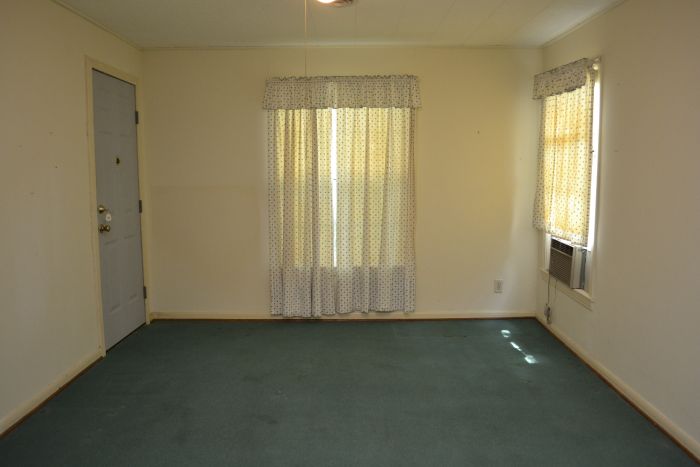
<box><xmin>0</xmin><ymin>319</ymin><xmax>695</xmax><ymax>466</ymax></box>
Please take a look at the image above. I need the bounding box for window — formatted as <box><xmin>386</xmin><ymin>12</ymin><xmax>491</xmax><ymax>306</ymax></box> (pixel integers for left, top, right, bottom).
<box><xmin>264</xmin><ymin>76</ymin><xmax>420</xmax><ymax>317</ymax></box>
<box><xmin>533</xmin><ymin>59</ymin><xmax>600</xmax><ymax>294</ymax></box>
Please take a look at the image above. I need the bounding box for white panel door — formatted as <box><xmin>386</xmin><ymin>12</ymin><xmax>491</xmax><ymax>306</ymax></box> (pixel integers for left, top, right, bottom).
<box><xmin>92</xmin><ymin>70</ymin><xmax>145</xmax><ymax>349</ymax></box>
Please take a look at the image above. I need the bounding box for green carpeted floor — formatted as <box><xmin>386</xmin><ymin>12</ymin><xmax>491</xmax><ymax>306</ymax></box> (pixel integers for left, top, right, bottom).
<box><xmin>0</xmin><ymin>319</ymin><xmax>695</xmax><ymax>466</ymax></box>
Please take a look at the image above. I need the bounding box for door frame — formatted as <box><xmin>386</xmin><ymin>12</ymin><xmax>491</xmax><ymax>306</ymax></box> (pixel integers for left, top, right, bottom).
<box><xmin>85</xmin><ymin>57</ymin><xmax>152</xmax><ymax>356</ymax></box>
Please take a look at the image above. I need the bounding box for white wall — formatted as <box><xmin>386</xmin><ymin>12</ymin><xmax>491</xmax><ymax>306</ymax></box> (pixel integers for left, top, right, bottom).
<box><xmin>3</xmin><ymin>0</ymin><xmax>697</xmax><ymax>458</ymax></box>
<box><xmin>142</xmin><ymin>47</ymin><xmax>542</xmax><ymax>318</ymax></box>
<box><xmin>0</xmin><ymin>0</ymin><xmax>142</xmax><ymax>432</ymax></box>
<box><xmin>538</xmin><ymin>0</ymin><xmax>700</xmax><ymax>455</ymax></box>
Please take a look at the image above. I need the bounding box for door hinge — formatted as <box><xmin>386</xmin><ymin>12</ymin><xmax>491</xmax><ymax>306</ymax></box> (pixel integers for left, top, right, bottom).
<box><xmin>143</xmin><ymin>286</ymin><xmax>147</xmax><ymax>300</ymax></box>
<box><xmin>139</xmin><ymin>199</ymin><xmax>143</xmax><ymax>213</ymax></box>
<box><xmin>135</xmin><ymin>110</ymin><xmax>139</xmax><ymax>125</ymax></box>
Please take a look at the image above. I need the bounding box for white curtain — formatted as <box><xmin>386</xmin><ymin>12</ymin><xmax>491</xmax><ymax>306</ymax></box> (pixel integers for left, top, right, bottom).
<box><xmin>265</xmin><ymin>76</ymin><xmax>420</xmax><ymax>317</ymax></box>
<box><xmin>532</xmin><ymin>59</ymin><xmax>596</xmax><ymax>246</ymax></box>
<box><xmin>335</xmin><ymin>107</ymin><xmax>415</xmax><ymax>313</ymax></box>
<box><xmin>263</xmin><ymin>75</ymin><xmax>421</xmax><ymax>110</ymax></box>
<box><xmin>267</xmin><ymin>108</ymin><xmax>335</xmax><ymax>317</ymax></box>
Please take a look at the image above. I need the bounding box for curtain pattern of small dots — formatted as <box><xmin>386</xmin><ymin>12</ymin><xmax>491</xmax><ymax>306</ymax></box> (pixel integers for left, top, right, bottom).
<box><xmin>335</xmin><ymin>107</ymin><xmax>416</xmax><ymax>314</ymax></box>
<box><xmin>263</xmin><ymin>75</ymin><xmax>421</xmax><ymax>110</ymax></box>
<box><xmin>532</xmin><ymin>58</ymin><xmax>593</xmax><ymax>99</ymax></box>
<box><xmin>532</xmin><ymin>59</ymin><xmax>596</xmax><ymax>246</ymax></box>
<box><xmin>266</xmin><ymin>76</ymin><xmax>419</xmax><ymax>317</ymax></box>
<box><xmin>267</xmin><ymin>108</ymin><xmax>336</xmax><ymax>317</ymax></box>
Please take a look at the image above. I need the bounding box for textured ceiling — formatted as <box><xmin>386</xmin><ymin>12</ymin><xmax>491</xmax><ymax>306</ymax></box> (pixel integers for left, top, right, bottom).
<box><xmin>55</xmin><ymin>0</ymin><xmax>623</xmax><ymax>48</ymax></box>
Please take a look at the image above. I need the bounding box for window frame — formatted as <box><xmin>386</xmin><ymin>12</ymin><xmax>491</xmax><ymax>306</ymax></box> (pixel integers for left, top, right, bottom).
<box><xmin>542</xmin><ymin>60</ymin><xmax>601</xmax><ymax>304</ymax></box>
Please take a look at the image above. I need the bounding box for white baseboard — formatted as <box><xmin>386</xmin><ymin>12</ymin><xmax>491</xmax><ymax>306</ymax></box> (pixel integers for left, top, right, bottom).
<box><xmin>150</xmin><ymin>309</ymin><xmax>536</xmax><ymax>321</ymax></box>
<box><xmin>536</xmin><ymin>315</ymin><xmax>700</xmax><ymax>460</ymax></box>
<box><xmin>0</xmin><ymin>350</ymin><xmax>102</xmax><ymax>436</ymax></box>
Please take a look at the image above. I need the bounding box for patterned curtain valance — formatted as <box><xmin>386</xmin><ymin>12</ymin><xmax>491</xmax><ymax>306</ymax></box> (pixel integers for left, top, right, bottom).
<box><xmin>263</xmin><ymin>75</ymin><xmax>421</xmax><ymax>110</ymax></box>
<box><xmin>533</xmin><ymin>58</ymin><xmax>595</xmax><ymax>99</ymax></box>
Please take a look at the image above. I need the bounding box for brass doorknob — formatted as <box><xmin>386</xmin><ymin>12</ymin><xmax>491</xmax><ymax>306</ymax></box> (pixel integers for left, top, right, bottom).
<box><xmin>98</xmin><ymin>224</ymin><xmax>111</xmax><ymax>233</ymax></box>
<box><xmin>97</xmin><ymin>204</ymin><xmax>108</xmax><ymax>214</ymax></box>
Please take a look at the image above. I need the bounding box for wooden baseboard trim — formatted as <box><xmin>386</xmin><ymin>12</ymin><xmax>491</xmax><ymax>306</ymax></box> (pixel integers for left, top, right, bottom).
<box><xmin>149</xmin><ymin>310</ymin><xmax>537</xmax><ymax>321</ymax></box>
<box><xmin>535</xmin><ymin>315</ymin><xmax>700</xmax><ymax>462</ymax></box>
<box><xmin>0</xmin><ymin>351</ymin><xmax>103</xmax><ymax>437</ymax></box>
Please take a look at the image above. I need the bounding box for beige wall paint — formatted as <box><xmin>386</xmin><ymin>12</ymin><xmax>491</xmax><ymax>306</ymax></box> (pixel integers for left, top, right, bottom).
<box><xmin>2</xmin><ymin>0</ymin><xmax>696</xmax><ymax>457</ymax></box>
<box><xmin>539</xmin><ymin>0</ymin><xmax>700</xmax><ymax>454</ymax></box>
<box><xmin>0</xmin><ymin>0</ymin><xmax>142</xmax><ymax>431</ymax></box>
<box><xmin>142</xmin><ymin>47</ymin><xmax>542</xmax><ymax>317</ymax></box>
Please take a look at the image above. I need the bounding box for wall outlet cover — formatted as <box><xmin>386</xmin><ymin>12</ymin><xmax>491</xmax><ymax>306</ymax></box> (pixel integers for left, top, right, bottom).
<box><xmin>494</xmin><ymin>279</ymin><xmax>504</xmax><ymax>293</ymax></box>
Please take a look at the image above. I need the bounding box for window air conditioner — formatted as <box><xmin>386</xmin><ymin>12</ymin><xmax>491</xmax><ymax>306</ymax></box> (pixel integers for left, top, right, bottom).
<box><xmin>549</xmin><ymin>238</ymin><xmax>587</xmax><ymax>289</ymax></box>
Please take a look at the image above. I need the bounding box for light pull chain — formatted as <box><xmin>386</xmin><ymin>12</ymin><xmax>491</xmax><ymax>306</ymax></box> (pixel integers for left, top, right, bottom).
<box><xmin>304</xmin><ymin>0</ymin><xmax>308</xmax><ymax>76</ymax></box>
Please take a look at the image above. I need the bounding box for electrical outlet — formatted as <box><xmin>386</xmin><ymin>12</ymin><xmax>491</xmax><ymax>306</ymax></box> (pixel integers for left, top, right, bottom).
<box><xmin>494</xmin><ymin>279</ymin><xmax>503</xmax><ymax>294</ymax></box>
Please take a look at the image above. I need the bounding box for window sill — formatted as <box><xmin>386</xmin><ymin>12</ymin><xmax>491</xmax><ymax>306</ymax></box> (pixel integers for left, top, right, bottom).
<box><xmin>539</xmin><ymin>268</ymin><xmax>594</xmax><ymax>310</ymax></box>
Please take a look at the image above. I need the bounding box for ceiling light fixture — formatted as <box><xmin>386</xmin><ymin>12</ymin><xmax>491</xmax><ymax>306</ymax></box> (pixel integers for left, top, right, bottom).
<box><xmin>317</xmin><ymin>0</ymin><xmax>355</xmax><ymax>7</ymax></box>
